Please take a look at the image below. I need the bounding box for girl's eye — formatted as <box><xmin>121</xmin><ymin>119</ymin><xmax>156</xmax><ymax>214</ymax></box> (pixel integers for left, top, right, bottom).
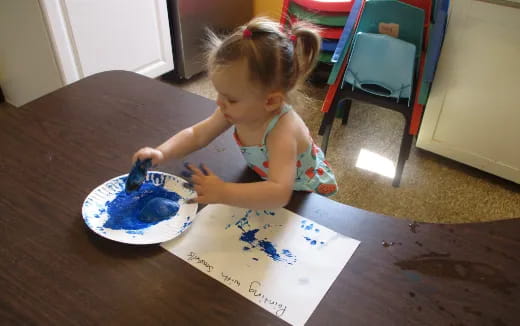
<box><xmin>228</xmin><ymin>99</ymin><xmax>237</xmax><ymax>104</ymax></box>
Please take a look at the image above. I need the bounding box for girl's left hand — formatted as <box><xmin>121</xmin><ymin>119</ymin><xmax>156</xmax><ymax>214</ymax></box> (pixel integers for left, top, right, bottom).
<box><xmin>185</xmin><ymin>163</ymin><xmax>225</xmax><ymax>204</ymax></box>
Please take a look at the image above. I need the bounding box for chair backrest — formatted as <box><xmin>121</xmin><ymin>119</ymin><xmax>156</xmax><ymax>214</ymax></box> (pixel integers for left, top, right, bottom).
<box><xmin>344</xmin><ymin>32</ymin><xmax>416</xmax><ymax>105</ymax></box>
<box><xmin>400</xmin><ymin>0</ymin><xmax>432</xmax><ymax>27</ymax></box>
<box><xmin>356</xmin><ymin>0</ymin><xmax>424</xmax><ymax>62</ymax></box>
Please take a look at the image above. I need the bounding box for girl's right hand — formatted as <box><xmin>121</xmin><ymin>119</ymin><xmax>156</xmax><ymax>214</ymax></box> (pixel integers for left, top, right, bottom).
<box><xmin>132</xmin><ymin>147</ymin><xmax>165</xmax><ymax>166</ymax></box>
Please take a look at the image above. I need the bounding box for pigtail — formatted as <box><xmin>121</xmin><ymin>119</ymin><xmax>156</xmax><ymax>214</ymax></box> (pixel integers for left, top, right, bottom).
<box><xmin>205</xmin><ymin>27</ymin><xmax>223</xmax><ymax>72</ymax></box>
<box><xmin>290</xmin><ymin>21</ymin><xmax>321</xmax><ymax>87</ymax></box>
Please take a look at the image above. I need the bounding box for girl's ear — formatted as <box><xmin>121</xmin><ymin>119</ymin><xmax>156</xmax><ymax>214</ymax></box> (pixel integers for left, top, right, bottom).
<box><xmin>264</xmin><ymin>92</ymin><xmax>285</xmax><ymax>112</ymax></box>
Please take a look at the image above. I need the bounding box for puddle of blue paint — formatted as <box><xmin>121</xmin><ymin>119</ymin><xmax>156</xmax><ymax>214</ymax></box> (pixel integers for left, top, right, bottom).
<box><xmin>103</xmin><ymin>182</ymin><xmax>181</xmax><ymax>230</ymax></box>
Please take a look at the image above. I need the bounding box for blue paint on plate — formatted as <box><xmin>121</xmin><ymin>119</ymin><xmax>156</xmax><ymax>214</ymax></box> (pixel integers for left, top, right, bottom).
<box><xmin>103</xmin><ymin>182</ymin><xmax>181</xmax><ymax>230</ymax></box>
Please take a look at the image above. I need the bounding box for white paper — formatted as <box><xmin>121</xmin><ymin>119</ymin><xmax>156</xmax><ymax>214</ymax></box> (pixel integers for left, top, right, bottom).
<box><xmin>161</xmin><ymin>204</ymin><xmax>360</xmax><ymax>326</ymax></box>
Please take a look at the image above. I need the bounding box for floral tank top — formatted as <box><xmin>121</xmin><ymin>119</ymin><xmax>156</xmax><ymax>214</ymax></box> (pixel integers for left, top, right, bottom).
<box><xmin>233</xmin><ymin>104</ymin><xmax>338</xmax><ymax>196</ymax></box>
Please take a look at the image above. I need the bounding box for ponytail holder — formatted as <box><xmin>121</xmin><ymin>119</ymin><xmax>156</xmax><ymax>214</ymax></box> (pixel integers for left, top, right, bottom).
<box><xmin>289</xmin><ymin>34</ymin><xmax>297</xmax><ymax>44</ymax></box>
<box><xmin>243</xmin><ymin>28</ymin><xmax>253</xmax><ymax>39</ymax></box>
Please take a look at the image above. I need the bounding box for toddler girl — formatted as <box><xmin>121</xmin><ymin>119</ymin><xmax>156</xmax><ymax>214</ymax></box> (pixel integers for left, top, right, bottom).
<box><xmin>133</xmin><ymin>17</ymin><xmax>337</xmax><ymax>209</ymax></box>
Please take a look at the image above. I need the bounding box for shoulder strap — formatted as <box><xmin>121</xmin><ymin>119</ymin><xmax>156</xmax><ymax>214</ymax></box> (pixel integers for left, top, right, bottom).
<box><xmin>262</xmin><ymin>104</ymin><xmax>293</xmax><ymax>144</ymax></box>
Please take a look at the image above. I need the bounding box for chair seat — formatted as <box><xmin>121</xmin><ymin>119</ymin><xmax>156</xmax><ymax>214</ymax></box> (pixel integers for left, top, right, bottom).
<box><xmin>289</xmin><ymin>2</ymin><xmax>348</xmax><ymax>26</ymax></box>
<box><xmin>292</xmin><ymin>0</ymin><xmax>354</xmax><ymax>13</ymax></box>
<box><xmin>290</xmin><ymin>16</ymin><xmax>344</xmax><ymax>38</ymax></box>
<box><xmin>343</xmin><ymin>32</ymin><xmax>416</xmax><ymax>105</ymax></box>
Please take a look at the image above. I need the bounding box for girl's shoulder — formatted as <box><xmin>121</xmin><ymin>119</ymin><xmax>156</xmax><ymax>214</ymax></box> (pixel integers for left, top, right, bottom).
<box><xmin>267</xmin><ymin>106</ymin><xmax>311</xmax><ymax>148</ymax></box>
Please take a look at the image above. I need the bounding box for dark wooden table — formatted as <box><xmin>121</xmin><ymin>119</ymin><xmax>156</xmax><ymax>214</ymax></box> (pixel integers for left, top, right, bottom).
<box><xmin>1</xmin><ymin>71</ymin><xmax>518</xmax><ymax>325</ymax></box>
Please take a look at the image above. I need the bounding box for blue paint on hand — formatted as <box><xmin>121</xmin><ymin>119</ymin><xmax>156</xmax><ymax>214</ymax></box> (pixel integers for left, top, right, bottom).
<box><xmin>103</xmin><ymin>182</ymin><xmax>181</xmax><ymax>230</ymax></box>
<box><xmin>125</xmin><ymin>159</ymin><xmax>152</xmax><ymax>193</ymax></box>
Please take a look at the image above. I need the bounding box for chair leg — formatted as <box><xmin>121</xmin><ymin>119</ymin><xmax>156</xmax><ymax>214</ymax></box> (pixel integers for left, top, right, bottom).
<box><xmin>393</xmin><ymin>117</ymin><xmax>413</xmax><ymax>187</ymax></box>
<box><xmin>318</xmin><ymin>112</ymin><xmax>329</xmax><ymax>136</ymax></box>
<box><xmin>341</xmin><ymin>99</ymin><xmax>352</xmax><ymax>125</ymax></box>
<box><xmin>320</xmin><ymin>98</ymin><xmax>339</xmax><ymax>156</ymax></box>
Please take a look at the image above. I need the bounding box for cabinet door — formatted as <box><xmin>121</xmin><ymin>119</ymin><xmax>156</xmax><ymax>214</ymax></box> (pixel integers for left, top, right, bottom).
<box><xmin>41</xmin><ymin>0</ymin><xmax>174</xmax><ymax>83</ymax></box>
<box><xmin>416</xmin><ymin>0</ymin><xmax>520</xmax><ymax>183</ymax></box>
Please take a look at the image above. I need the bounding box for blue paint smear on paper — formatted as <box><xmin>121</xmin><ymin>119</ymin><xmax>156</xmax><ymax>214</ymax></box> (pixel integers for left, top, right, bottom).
<box><xmin>102</xmin><ymin>182</ymin><xmax>181</xmax><ymax>230</ymax></box>
<box><xmin>179</xmin><ymin>221</ymin><xmax>192</xmax><ymax>233</ymax></box>
<box><xmin>301</xmin><ymin>219</ymin><xmax>320</xmax><ymax>232</ymax></box>
<box><xmin>301</xmin><ymin>219</ymin><xmax>324</xmax><ymax>245</ymax></box>
<box><xmin>233</xmin><ymin>210</ymin><xmax>296</xmax><ymax>265</ymax></box>
<box><xmin>304</xmin><ymin>236</ymin><xmax>324</xmax><ymax>246</ymax></box>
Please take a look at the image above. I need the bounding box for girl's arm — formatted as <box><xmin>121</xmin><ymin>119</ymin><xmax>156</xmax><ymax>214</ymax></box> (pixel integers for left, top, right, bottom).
<box><xmin>134</xmin><ymin>107</ymin><xmax>231</xmax><ymax>164</ymax></box>
<box><xmin>189</xmin><ymin>114</ymin><xmax>298</xmax><ymax>209</ymax></box>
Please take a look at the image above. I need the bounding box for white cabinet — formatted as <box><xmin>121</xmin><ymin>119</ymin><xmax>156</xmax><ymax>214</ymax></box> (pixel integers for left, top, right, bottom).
<box><xmin>0</xmin><ymin>0</ymin><xmax>173</xmax><ymax>107</ymax></box>
<box><xmin>417</xmin><ymin>0</ymin><xmax>520</xmax><ymax>183</ymax></box>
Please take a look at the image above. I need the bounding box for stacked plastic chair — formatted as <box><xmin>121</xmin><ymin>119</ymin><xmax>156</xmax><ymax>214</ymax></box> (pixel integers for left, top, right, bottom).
<box><xmin>343</xmin><ymin>0</ymin><xmax>425</xmax><ymax>106</ymax></box>
<box><xmin>280</xmin><ymin>0</ymin><xmax>354</xmax><ymax>83</ymax></box>
<box><xmin>344</xmin><ymin>32</ymin><xmax>417</xmax><ymax>105</ymax></box>
<box><xmin>317</xmin><ymin>0</ymin><xmax>452</xmax><ymax>187</ymax></box>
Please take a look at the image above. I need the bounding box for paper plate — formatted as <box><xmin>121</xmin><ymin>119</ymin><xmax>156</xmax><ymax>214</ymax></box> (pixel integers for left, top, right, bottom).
<box><xmin>82</xmin><ymin>171</ymin><xmax>198</xmax><ymax>244</ymax></box>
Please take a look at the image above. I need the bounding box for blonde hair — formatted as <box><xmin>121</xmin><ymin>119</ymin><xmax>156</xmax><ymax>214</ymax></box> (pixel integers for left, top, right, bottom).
<box><xmin>206</xmin><ymin>17</ymin><xmax>321</xmax><ymax>100</ymax></box>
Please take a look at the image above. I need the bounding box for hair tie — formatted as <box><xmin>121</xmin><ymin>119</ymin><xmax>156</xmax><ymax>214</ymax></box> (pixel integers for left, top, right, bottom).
<box><xmin>289</xmin><ymin>34</ymin><xmax>297</xmax><ymax>44</ymax></box>
<box><xmin>243</xmin><ymin>28</ymin><xmax>253</xmax><ymax>39</ymax></box>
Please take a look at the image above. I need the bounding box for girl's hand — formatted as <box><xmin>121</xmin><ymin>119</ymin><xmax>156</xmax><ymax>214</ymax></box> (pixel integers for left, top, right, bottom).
<box><xmin>132</xmin><ymin>147</ymin><xmax>164</xmax><ymax>166</ymax></box>
<box><xmin>186</xmin><ymin>163</ymin><xmax>226</xmax><ymax>204</ymax></box>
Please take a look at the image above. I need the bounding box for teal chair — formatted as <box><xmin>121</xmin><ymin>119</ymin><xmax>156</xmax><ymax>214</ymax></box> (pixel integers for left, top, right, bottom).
<box><xmin>343</xmin><ymin>0</ymin><xmax>424</xmax><ymax>105</ymax></box>
<box><xmin>344</xmin><ymin>32</ymin><xmax>416</xmax><ymax>105</ymax></box>
<box><xmin>353</xmin><ymin>0</ymin><xmax>424</xmax><ymax>72</ymax></box>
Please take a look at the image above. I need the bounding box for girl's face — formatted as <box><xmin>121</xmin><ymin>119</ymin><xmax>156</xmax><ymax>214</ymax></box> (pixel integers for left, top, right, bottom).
<box><xmin>210</xmin><ymin>59</ymin><xmax>273</xmax><ymax>126</ymax></box>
